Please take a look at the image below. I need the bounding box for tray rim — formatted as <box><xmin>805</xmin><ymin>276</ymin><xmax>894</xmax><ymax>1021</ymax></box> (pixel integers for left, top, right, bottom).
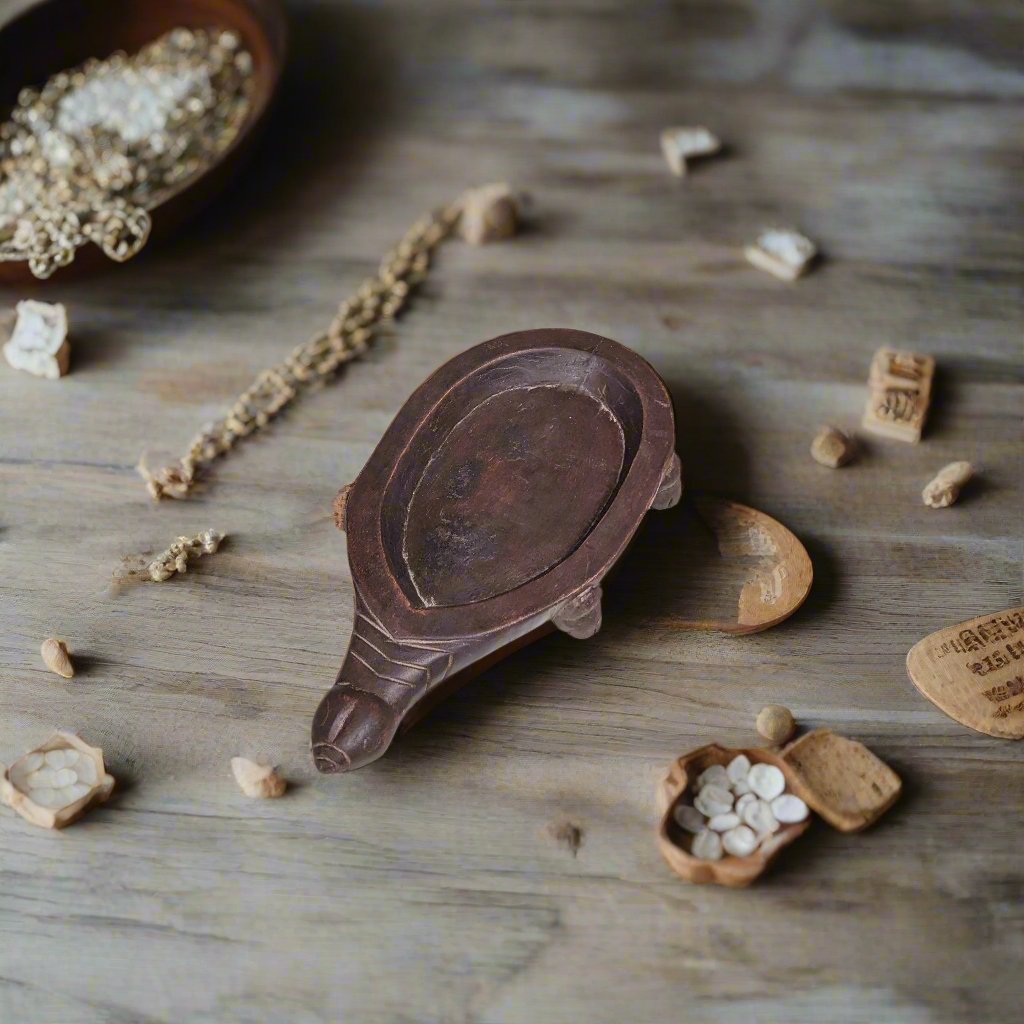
<box><xmin>344</xmin><ymin>327</ymin><xmax>677</xmax><ymax>642</ymax></box>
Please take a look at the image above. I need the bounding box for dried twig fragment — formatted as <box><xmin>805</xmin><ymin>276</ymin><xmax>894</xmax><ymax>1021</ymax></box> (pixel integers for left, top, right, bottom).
<box><xmin>660</xmin><ymin>125</ymin><xmax>722</xmax><ymax>176</ymax></box>
<box><xmin>922</xmin><ymin>461</ymin><xmax>973</xmax><ymax>508</ymax></box>
<box><xmin>862</xmin><ymin>347</ymin><xmax>934</xmax><ymax>443</ymax></box>
<box><xmin>40</xmin><ymin>637</ymin><xmax>74</xmax><ymax>678</ymax></box>
<box><xmin>0</xmin><ymin>731</ymin><xmax>115</xmax><ymax>829</ymax></box>
<box><xmin>458</xmin><ymin>182</ymin><xmax>520</xmax><ymax>245</ymax></box>
<box><xmin>810</xmin><ymin>425</ymin><xmax>855</xmax><ymax>468</ymax></box>
<box><xmin>2</xmin><ymin>300</ymin><xmax>70</xmax><ymax>378</ymax></box>
<box><xmin>756</xmin><ymin>705</ymin><xmax>796</xmax><ymax>744</ymax></box>
<box><xmin>231</xmin><ymin>757</ymin><xmax>287</xmax><ymax>798</ymax></box>
<box><xmin>745</xmin><ymin>229</ymin><xmax>817</xmax><ymax>281</ymax></box>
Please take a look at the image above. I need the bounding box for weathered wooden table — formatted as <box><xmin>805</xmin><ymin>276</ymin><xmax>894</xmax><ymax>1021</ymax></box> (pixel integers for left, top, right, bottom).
<box><xmin>1</xmin><ymin>2</ymin><xmax>1021</xmax><ymax>1021</ymax></box>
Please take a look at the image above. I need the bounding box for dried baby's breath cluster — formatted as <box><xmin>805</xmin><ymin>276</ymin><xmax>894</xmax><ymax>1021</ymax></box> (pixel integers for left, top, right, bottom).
<box><xmin>139</xmin><ymin>197</ymin><xmax>469</xmax><ymax>500</ymax></box>
<box><xmin>139</xmin><ymin>528</ymin><xmax>224</xmax><ymax>582</ymax></box>
<box><xmin>0</xmin><ymin>27</ymin><xmax>254</xmax><ymax>279</ymax></box>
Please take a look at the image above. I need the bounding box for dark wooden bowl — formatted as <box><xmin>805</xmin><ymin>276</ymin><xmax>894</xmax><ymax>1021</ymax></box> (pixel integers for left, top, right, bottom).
<box><xmin>312</xmin><ymin>328</ymin><xmax>683</xmax><ymax>773</ymax></box>
<box><xmin>0</xmin><ymin>0</ymin><xmax>286</xmax><ymax>284</ymax></box>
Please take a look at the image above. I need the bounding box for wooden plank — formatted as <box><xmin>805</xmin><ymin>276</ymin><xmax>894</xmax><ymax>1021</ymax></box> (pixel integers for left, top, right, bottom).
<box><xmin>1</xmin><ymin>0</ymin><xmax>1022</xmax><ymax>1021</ymax></box>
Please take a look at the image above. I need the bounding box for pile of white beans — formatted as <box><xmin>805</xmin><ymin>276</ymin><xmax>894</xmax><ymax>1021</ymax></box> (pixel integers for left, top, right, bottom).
<box><xmin>674</xmin><ymin>754</ymin><xmax>809</xmax><ymax>860</ymax></box>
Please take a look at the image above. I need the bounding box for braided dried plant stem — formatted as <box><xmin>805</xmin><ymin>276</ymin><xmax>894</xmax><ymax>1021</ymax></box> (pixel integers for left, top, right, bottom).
<box><xmin>138</xmin><ymin>196</ymin><xmax>465</xmax><ymax>500</ymax></box>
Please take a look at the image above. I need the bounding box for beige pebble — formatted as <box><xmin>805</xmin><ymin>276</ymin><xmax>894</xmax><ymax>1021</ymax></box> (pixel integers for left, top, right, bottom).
<box><xmin>811</xmin><ymin>425</ymin><xmax>855</xmax><ymax>468</ymax></box>
<box><xmin>756</xmin><ymin>704</ymin><xmax>796</xmax><ymax>744</ymax></box>
<box><xmin>922</xmin><ymin>461</ymin><xmax>973</xmax><ymax>509</ymax></box>
<box><xmin>230</xmin><ymin>757</ymin><xmax>287</xmax><ymax>799</ymax></box>
<box><xmin>458</xmin><ymin>183</ymin><xmax>520</xmax><ymax>245</ymax></box>
<box><xmin>40</xmin><ymin>637</ymin><xmax>74</xmax><ymax>678</ymax></box>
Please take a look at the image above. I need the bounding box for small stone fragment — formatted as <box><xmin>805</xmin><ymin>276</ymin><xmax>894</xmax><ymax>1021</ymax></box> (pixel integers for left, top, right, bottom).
<box><xmin>811</xmin><ymin>425</ymin><xmax>855</xmax><ymax>468</ymax></box>
<box><xmin>756</xmin><ymin>704</ymin><xmax>796</xmax><ymax>744</ymax></box>
<box><xmin>922</xmin><ymin>461</ymin><xmax>973</xmax><ymax>509</ymax></box>
<box><xmin>40</xmin><ymin>637</ymin><xmax>74</xmax><ymax>678</ymax></box>
<box><xmin>744</xmin><ymin>229</ymin><xmax>817</xmax><ymax>281</ymax></box>
<box><xmin>691</xmin><ymin>828</ymin><xmax>723</xmax><ymax>861</ymax></box>
<box><xmin>742</xmin><ymin>798</ymin><xmax>780</xmax><ymax>836</ymax></box>
<box><xmin>2</xmin><ymin>300</ymin><xmax>70</xmax><ymax>379</ymax></box>
<box><xmin>0</xmin><ymin>731</ymin><xmax>115</xmax><ymax>828</ymax></box>
<box><xmin>694</xmin><ymin>783</ymin><xmax>734</xmax><ymax>818</ymax></box>
<box><xmin>458</xmin><ymin>183</ymin><xmax>520</xmax><ymax>245</ymax></box>
<box><xmin>674</xmin><ymin>803</ymin><xmax>705</xmax><ymax>834</ymax></box>
<box><xmin>708</xmin><ymin>812</ymin><xmax>741</xmax><ymax>832</ymax></box>
<box><xmin>726</xmin><ymin>754</ymin><xmax>751</xmax><ymax>787</ymax></box>
<box><xmin>722</xmin><ymin>824</ymin><xmax>758</xmax><ymax>857</ymax></box>
<box><xmin>696</xmin><ymin>763</ymin><xmax>729</xmax><ymax>791</ymax></box>
<box><xmin>660</xmin><ymin>125</ymin><xmax>722</xmax><ymax>177</ymax></box>
<box><xmin>747</xmin><ymin>762</ymin><xmax>786</xmax><ymax>801</ymax></box>
<box><xmin>771</xmin><ymin>793</ymin><xmax>809</xmax><ymax>824</ymax></box>
<box><xmin>230</xmin><ymin>757</ymin><xmax>286</xmax><ymax>799</ymax></box>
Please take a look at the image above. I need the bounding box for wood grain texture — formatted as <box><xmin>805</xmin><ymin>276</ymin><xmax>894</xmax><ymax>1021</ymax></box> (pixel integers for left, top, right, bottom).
<box><xmin>0</xmin><ymin>1</ymin><xmax>1022</xmax><ymax>1022</ymax></box>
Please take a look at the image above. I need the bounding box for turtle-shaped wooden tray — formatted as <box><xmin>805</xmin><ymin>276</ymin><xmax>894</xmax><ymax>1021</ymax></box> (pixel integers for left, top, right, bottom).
<box><xmin>312</xmin><ymin>328</ymin><xmax>682</xmax><ymax>772</ymax></box>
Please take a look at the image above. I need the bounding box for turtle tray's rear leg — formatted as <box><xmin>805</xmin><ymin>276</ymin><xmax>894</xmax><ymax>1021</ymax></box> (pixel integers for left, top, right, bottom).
<box><xmin>653</xmin><ymin>453</ymin><xmax>683</xmax><ymax>510</ymax></box>
<box><xmin>312</xmin><ymin>602</ymin><xmax>453</xmax><ymax>773</ymax></box>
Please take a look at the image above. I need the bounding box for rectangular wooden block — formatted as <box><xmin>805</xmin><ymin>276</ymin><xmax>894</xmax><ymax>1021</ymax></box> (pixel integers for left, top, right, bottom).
<box><xmin>861</xmin><ymin>347</ymin><xmax>935</xmax><ymax>443</ymax></box>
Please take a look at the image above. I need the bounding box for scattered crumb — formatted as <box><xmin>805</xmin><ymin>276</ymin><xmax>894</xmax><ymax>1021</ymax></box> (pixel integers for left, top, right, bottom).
<box><xmin>2</xmin><ymin>300</ymin><xmax>70</xmax><ymax>378</ymax></box>
<box><xmin>40</xmin><ymin>637</ymin><xmax>74</xmax><ymax>678</ymax></box>
<box><xmin>458</xmin><ymin>182</ymin><xmax>521</xmax><ymax>245</ymax></box>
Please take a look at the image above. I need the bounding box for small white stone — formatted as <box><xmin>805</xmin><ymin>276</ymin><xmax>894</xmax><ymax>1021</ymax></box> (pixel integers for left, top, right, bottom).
<box><xmin>63</xmin><ymin>749</ymin><xmax>79</xmax><ymax>767</ymax></box>
<box><xmin>75</xmin><ymin>758</ymin><xmax>97</xmax><ymax>784</ymax></box>
<box><xmin>747</xmin><ymin>762</ymin><xmax>786</xmax><ymax>801</ymax></box>
<box><xmin>691</xmin><ymin>829</ymin><xmax>723</xmax><ymax>861</ymax></box>
<box><xmin>771</xmin><ymin>793</ymin><xmax>810</xmax><ymax>824</ymax></box>
<box><xmin>735</xmin><ymin>792</ymin><xmax>757</xmax><ymax>816</ymax></box>
<box><xmin>695</xmin><ymin>764</ymin><xmax>729</xmax><ymax>791</ymax></box>
<box><xmin>22</xmin><ymin>753</ymin><xmax>44</xmax><ymax>772</ymax></box>
<box><xmin>732</xmin><ymin>777</ymin><xmax>751</xmax><ymax>796</ymax></box>
<box><xmin>674</xmin><ymin>804</ymin><xmax>706</xmax><ymax>834</ymax></box>
<box><xmin>30</xmin><ymin>767</ymin><xmax>56</xmax><ymax>788</ymax></box>
<box><xmin>44</xmin><ymin>749</ymin><xmax>67</xmax><ymax>768</ymax></box>
<box><xmin>726</xmin><ymin>754</ymin><xmax>751</xmax><ymax>787</ymax></box>
<box><xmin>30</xmin><ymin>787</ymin><xmax>59</xmax><ymax>807</ymax></box>
<box><xmin>742</xmin><ymin>798</ymin><xmax>780</xmax><ymax>836</ymax></box>
<box><xmin>722</xmin><ymin>824</ymin><xmax>759</xmax><ymax>857</ymax></box>
<box><xmin>52</xmin><ymin>768</ymin><xmax>76</xmax><ymax>788</ymax></box>
<box><xmin>708</xmin><ymin>812</ymin><xmax>741</xmax><ymax>832</ymax></box>
<box><xmin>694</xmin><ymin>783</ymin><xmax>734</xmax><ymax>818</ymax></box>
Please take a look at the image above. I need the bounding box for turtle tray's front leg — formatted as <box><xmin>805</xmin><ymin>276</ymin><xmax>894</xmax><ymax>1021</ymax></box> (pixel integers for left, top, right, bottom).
<box><xmin>312</xmin><ymin>604</ymin><xmax>453</xmax><ymax>773</ymax></box>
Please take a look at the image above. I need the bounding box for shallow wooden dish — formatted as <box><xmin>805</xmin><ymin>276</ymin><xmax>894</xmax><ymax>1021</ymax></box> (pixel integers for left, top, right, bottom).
<box><xmin>0</xmin><ymin>0</ymin><xmax>286</xmax><ymax>284</ymax></box>
<box><xmin>312</xmin><ymin>328</ymin><xmax>682</xmax><ymax>773</ymax></box>
<box><xmin>657</xmin><ymin>744</ymin><xmax>811</xmax><ymax>888</ymax></box>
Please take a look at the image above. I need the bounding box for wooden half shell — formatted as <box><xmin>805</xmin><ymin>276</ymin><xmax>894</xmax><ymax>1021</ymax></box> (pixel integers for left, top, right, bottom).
<box><xmin>0</xmin><ymin>731</ymin><xmax>115</xmax><ymax>829</ymax></box>
<box><xmin>656</xmin><ymin>744</ymin><xmax>811</xmax><ymax>888</ymax></box>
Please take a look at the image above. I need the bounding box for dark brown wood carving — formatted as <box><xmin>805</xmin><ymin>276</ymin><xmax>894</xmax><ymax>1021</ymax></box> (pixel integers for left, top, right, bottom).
<box><xmin>312</xmin><ymin>328</ymin><xmax>681</xmax><ymax>772</ymax></box>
